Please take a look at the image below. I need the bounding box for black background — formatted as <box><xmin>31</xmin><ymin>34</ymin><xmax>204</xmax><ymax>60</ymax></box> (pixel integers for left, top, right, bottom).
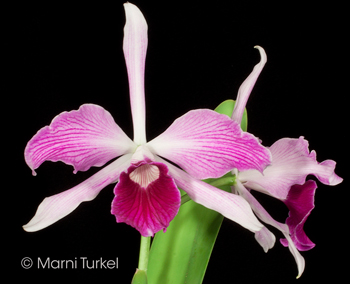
<box><xmin>5</xmin><ymin>1</ymin><xmax>348</xmax><ymax>283</ymax></box>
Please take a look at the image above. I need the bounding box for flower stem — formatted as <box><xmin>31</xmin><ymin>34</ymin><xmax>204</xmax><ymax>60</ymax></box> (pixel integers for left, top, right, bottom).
<box><xmin>208</xmin><ymin>176</ymin><xmax>236</xmax><ymax>187</ymax></box>
<box><xmin>181</xmin><ymin>193</ymin><xmax>191</xmax><ymax>205</ymax></box>
<box><xmin>138</xmin><ymin>235</ymin><xmax>151</xmax><ymax>271</ymax></box>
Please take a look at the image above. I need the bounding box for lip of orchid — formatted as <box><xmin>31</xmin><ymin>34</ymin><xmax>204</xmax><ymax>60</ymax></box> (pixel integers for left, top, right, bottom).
<box><xmin>111</xmin><ymin>156</ymin><xmax>181</xmax><ymax>237</ymax></box>
<box><xmin>129</xmin><ymin>163</ymin><xmax>160</xmax><ymax>188</ymax></box>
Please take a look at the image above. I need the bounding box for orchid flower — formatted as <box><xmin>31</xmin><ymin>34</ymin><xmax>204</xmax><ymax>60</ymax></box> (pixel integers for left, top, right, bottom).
<box><xmin>229</xmin><ymin>46</ymin><xmax>343</xmax><ymax>277</ymax></box>
<box><xmin>23</xmin><ymin>3</ymin><xmax>272</xmax><ymax>237</ymax></box>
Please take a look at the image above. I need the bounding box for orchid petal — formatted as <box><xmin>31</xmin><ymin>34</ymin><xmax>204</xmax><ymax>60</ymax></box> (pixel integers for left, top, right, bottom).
<box><xmin>23</xmin><ymin>154</ymin><xmax>133</xmax><ymax>232</ymax></box>
<box><xmin>280</xmin><ymin>180</ymin><xmax>316</xmax><ymax>251</ymax></box>
<box><xmin>111</xmin><ymin>160</ymin><xmax>180</xmax><ymax>237</ymax></box>
<box><xmin>233</xmin><ymin>180</ymin><xmax>288</xmax><ymax>238</ymax></box>
<box><xmin>147</xmin><ymin>109</ymin><xmax>271</xmax><ymax>179</ymax></box>
<box><xmin>157</xmin><ymin>157</ymin><xmax>264</xmax><ymax>233</ymax></box>
<box><xmin>123</xmin><ymin>3</ymin><xmax>148</xmax><ymax>145</ymax></box>
<box><xmin>255</xmin><ymin>227</ymin><xmax>276</xmax><ymax>253</ymax></box>
<box><xmin>239</xmin><ymin>136</ymin><xmax>343</xmax><ymax>199</ymax></box>
<box><xmin>231</xmin><ymin>46</ymin><xmax>267</xmax><ymax>125</ymax></box>
<box><xmin>233</xmin><ymin>179</ymin><xmax>305</xmax><ymax>277</ymax></box>
<box><xmin>283</xmin><ymin>233</ymin><xmax>306</xmax><ymax>279</ymax></box>
<box><xmin>25</xmin><ymin>104</ymin><xmax>135</xmax><ymax>176</ymax></box>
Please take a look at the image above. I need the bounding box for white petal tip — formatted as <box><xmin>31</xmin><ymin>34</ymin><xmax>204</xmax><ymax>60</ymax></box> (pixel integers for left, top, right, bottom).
<box><xmin>22</xmin><ymin>223</ymin><xmax>35</xmax><ymax>232</ymax></box>
<box><xmin>330</xmin><ymin>175</ymin><xmax>343</xmax><ymax>185</ymax></box>
<box><xmin>22</xmin><ymin>216</ymin><xmax>44</xmax><ymax>232</ymax></box>
<box><xmin>29</xmin><ymin>166</ymin><xmax>37</xmax><ymax>176</ymax></box>
<box><xmin>253</xmin><ymin>46</ymin><xmax>267</xmax><ymax>63</ymax></box>
<box><xmin>123</xmin><ymin>2</ymin><xmax>146</xmax><ymax>22</ymax></box>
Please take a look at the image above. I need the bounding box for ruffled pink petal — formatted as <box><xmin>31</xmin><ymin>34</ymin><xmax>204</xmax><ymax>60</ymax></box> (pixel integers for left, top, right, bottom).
<box><xmin>280</xmin><ymin>180</ymin><xmax>316</xmax><ymax>251</ymax></box>
<box><xmin>25</xmin><ymin>104</ymin><xmax>135</xmax><ymax>175</ymax></box>
<box><xmin>158</xmin><ymin>157</ymin><xmax>264</xmax><ymax>233</ymax></box>
<box><xmin>233</xmin><ymin>180</ymin><xmax>305</xmax><ymax>278</ymax></box>
<box><xmin>147</xmin><ymin>109</ymin><xmax>271</xmax><ymax>180</ymax></box>
<box><xmin>231</xmin><ymin>46</ymin><xmax>267</xmax><ymax>125</ymax></box>
<box><xmin>239</xmin><ymin>136</ymin><xmax>343</xmax><ymax>199</ymax></box>
<box><xmin>123</xmin><ymin>3</ymin><xmax>147</xmax><ymax>145</ymax></box>
<box><xmin>111</xmin><ymin>160</ymin><xmax>181</xmax><ymax>237</ymax></box>
<box><xmin>315</xmin><ymin>159</ymin><xmax>342</xmax><ymax>185</ymax></box>
<box><xmin>23</xmin><ymin>154</ymin><xmax>132</xmax><ymax>232</ymax></box>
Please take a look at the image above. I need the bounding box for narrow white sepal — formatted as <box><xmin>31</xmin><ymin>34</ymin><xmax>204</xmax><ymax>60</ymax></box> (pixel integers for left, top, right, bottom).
<box><xmin>23</xmin><ymin>154</ymin><xmax>132</xmax><ymax>232</ymax></box>
<box><xmin>123</xmin><ymin>3</ymin><xmax>148</xmax><ymax>145</ymax></box>
<box><xmin>157</xmin><ymin>156</ymin><xmax>264</xmax><ymax>233</ymax></box>
<box><xmin>231</xmin><ymin>46</ymin><xmax>267</xmax><ymax>125</ymax></box>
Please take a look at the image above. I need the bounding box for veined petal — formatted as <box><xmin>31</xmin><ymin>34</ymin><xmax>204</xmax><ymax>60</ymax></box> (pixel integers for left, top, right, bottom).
<box><xmin>123</xmin><ymin>3</ymin><xmax>148</xmax><ymax>145</ymax></box>
<box><xmin>23</xmin><ymin>154</ymin><xmax>132</xmax><ymax>232</ymax></box>
<box><xmin>239</xmin><ymin>136</ymin><xmax>343</xmax><ymax>199</ymax></box>
<box><xmin>157</xmin><ymin>157</ymin><xmax>264</xmax><ymax>233</ymax></box>
<box><xmin>231</xmin><ymin>46</ymin><xmax>267</xmax><ymax>125</ymax></box>
<box><xmin>25</xmin><ymin>104</ymin><xmax>135</xmax><ymax>176</ymax></box>
<box><xmin>147</xmin><ymin>109</ymin><xmax>271</xmax><ymax>179</ymax></box>
<box><xmin>233</xmin><ymin>180</ymin><xmax>305</xmax><ymax>278</ymax></box>
<box><xmin>111</xmin><ymin>160</ymin><xmax>180</xmax><ymax>237</ymax></box>
<box><xmin>280</xmin><ymin>180</ymin><xmax>316</xmax><ymax>251</ymax></box>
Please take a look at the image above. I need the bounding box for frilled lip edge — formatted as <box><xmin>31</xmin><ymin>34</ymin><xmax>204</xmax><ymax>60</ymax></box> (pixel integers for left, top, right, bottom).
<box><xmin>111</xmin><ymin>160</ymin><xmax>181</xmax><ymax>237</ymax></box>
<box><xmin>280</xmin><ymin>180</ymin><xmax>317</xmax><ymax>251</ymax></box>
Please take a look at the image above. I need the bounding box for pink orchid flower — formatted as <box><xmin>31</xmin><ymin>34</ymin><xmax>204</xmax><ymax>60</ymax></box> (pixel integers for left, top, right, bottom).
<box><xmin>23</xmin><ymin>3</ymin><xmax>271</xmax><ymax>237</ymax></box>
<box><xmin>230</xmin><ymin>46</ymin><xmax>343</xmax><ymax>277</ymax></box>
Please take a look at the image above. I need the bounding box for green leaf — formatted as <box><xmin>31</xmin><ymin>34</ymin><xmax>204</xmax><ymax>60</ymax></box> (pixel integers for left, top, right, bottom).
<box><xmin>132</xmin><ymin>269</ymin><xmax>148</xmax><ymax>284</ymax></box>
<box><xmin>214</xmin><ymin>99</ymin><xmax>235</xmax><ymax>117</ymax></box>
<box><xmin>147</xmin><ymin>100</ymin><xmax>246</xmax><ymax>284</ymax></box>
<box><xmin>215</xmin><ymin>99</ymin><xmax>247</xmax><ymax>131</ymax></box>
<box><xmin>148</xmin><ymin>186</ymin><xmax>230</xmax><ymax>284</ymax></box>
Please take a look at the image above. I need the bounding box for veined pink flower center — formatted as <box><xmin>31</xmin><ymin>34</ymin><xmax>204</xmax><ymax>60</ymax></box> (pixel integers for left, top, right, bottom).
<box><xmin>129</xmin><ymin>164</ymin><xmax>160</xmax><ymax>188</ymax></box>
<box><xmin>112</xmin><ymin>161</ymin><xmax>181</xmax><ymax>236</ymax></box>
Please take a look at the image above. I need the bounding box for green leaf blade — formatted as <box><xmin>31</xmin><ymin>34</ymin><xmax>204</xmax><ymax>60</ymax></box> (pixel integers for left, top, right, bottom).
<box><xmin>132</xmin><ymin>269</ymin><xmax>148</xmax><ymax>284</ymax></box>
<box><xmin>148</xmin><ymin>188</ymin><xmax>227</xmax><ymax>284</ymax></box>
